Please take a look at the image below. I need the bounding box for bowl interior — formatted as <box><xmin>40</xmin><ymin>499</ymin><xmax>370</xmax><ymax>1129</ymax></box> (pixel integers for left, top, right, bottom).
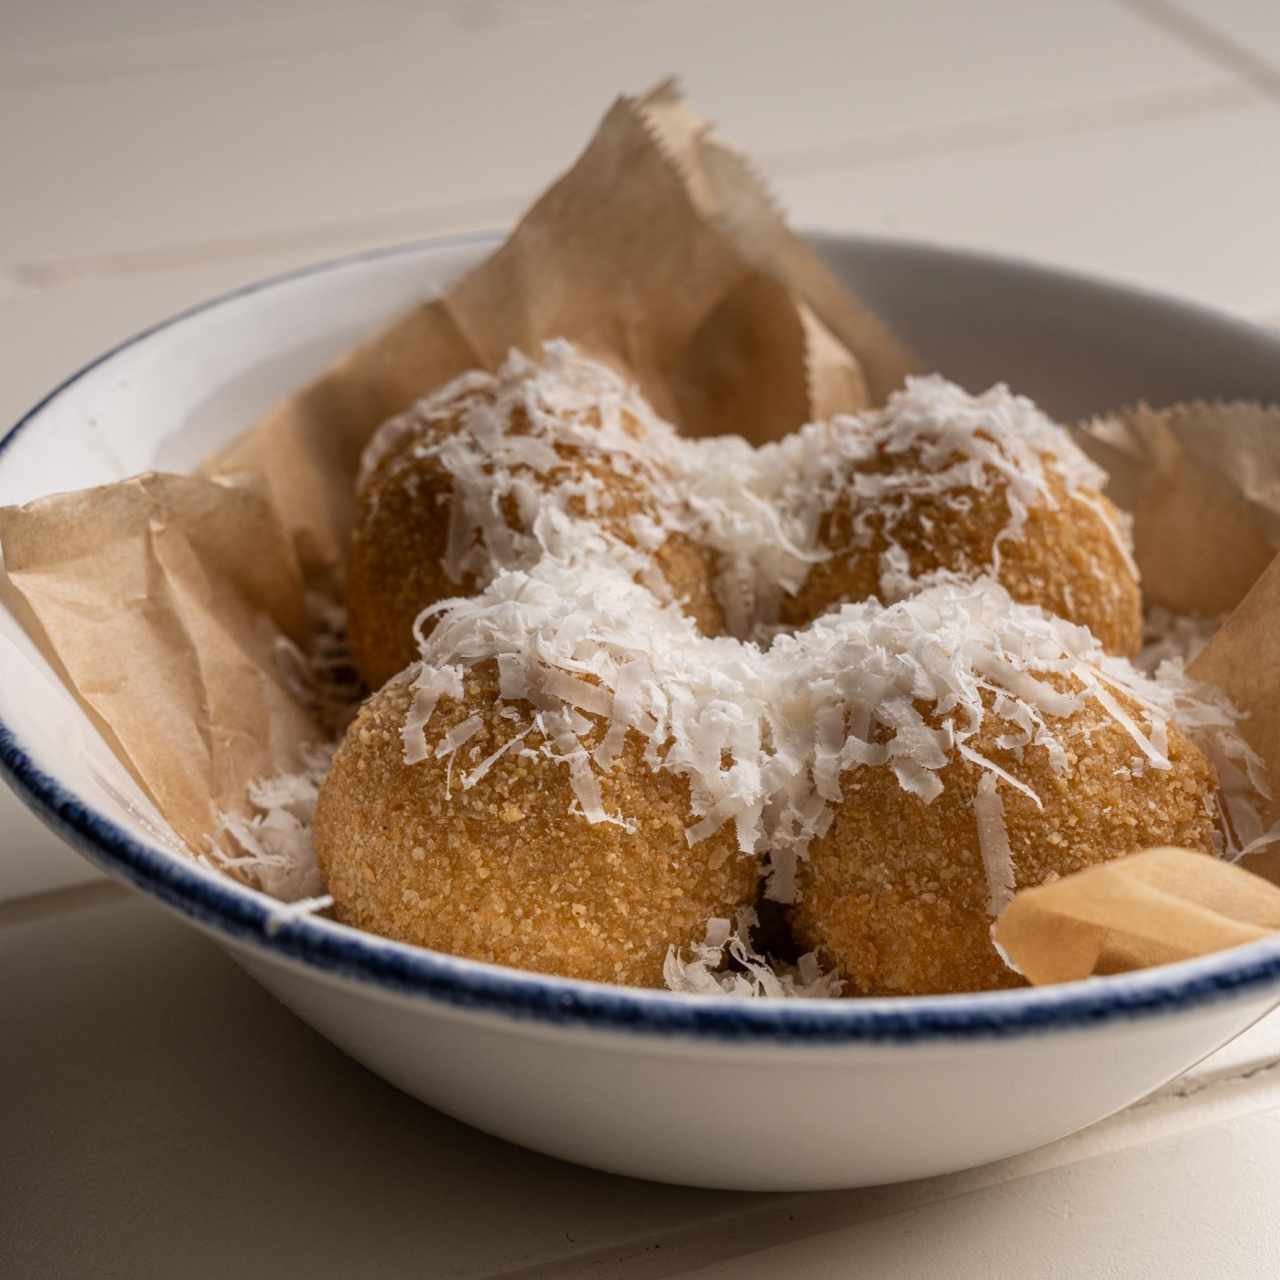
<box><xmin>5</xmin><ymin>231</ymin><xmax>1280</xmax><ymax>1026</ymax></box>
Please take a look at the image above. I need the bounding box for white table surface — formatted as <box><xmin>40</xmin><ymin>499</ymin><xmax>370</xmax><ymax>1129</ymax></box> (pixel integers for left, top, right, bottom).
<box><xmin>5</xmin><ymin>2</ymin><xmax>1280</xmax><ymax>1274</ymax></box>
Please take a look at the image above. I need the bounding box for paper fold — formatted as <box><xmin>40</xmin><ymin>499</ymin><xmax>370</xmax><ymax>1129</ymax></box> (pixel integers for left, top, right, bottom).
<box><xmin>1076</xmin><ymin>401</ymin><xmax>1280</xmax><ymax>615</ymax></box>
<box><xmin>994</xmin><ymin>848</ymin><xmax>1280</xmax><ymax>985</ymax></box>
<box><xmin>0</xmin><ymin>473</ymin><xmax>316</xmax><ymax>854</ymax></box>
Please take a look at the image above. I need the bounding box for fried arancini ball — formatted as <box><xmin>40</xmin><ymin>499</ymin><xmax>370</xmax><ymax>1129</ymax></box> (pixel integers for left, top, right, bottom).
<box><xmin>783</xmin><ymin>462</ymin><xmax>1141</xmax><ymax>655</ymax></box>
<box><xmin>777</xmin><ymin>378</ymin><xmax>1143</xmax><ymax>656</ymax></box>
<box><xmin>790</xmin><ymin>682</ymin><xmax>1218</xmax><ymax>996</ymax></box>
<box><xmin>346</xmin><ymin>345</ymin><xmax>722</xmax><ymax>689</ymax></box>
<box><xmin>313</xmin><ymin>663</ymin><xmax>758</xmax><ymax>987</ymax></box>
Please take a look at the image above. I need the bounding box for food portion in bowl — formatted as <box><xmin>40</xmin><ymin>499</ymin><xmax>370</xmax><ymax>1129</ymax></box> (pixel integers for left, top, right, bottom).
<box><xmin>249</xmin><ymin>343</ymin><xmax>1256</xmax><ymax>997</ymax></box>
<box><xmin>4</xmin><ymin>82</ymin><xmax>1278</xmax><ymax>1006</ymax></box>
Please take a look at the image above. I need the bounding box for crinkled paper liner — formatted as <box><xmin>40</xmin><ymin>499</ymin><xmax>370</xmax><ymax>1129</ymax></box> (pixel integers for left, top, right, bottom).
<box><xmin>206</xmin><ymin>79</ymin><xmax>914</xmax><ymax>592</ymax></box>
<box><xmin>2</xmin><ymin>84</ymin><xmax>1280</xmax><ymax>989</ymax></box>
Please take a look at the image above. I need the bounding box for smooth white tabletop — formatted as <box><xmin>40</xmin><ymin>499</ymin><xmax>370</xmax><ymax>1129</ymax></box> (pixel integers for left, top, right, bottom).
<box><xmin>5</xmin><ymin>2</ymin><xmax>1280</xmax><ymax>1274</ymax></box>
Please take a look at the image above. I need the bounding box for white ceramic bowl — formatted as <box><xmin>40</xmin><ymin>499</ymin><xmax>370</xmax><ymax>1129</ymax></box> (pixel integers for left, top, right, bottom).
<box><xmin>5</xmin><ymin>233</ymin><xmax>1280</xmax><ymax>1192</ymax></box>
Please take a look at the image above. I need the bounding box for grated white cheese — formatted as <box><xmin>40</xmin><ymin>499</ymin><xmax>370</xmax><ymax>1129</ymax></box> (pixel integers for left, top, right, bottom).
<box><xmin>761</xmin><ymin>374</ymin><xmax>1122</xmax><ymax>612</ymax></box>
<box><xmin>462</xmin><ymin>723</ymin><xmax>532</xmax><ymax>790</ymax></box>
<box><xmin>272</xmin><ymin>593</ymin><xmax>365</xmax><ymax>736</ymax></box>
<box><xmin>358</xmin><ymin>341</ymin><xmax>700</xmax><ymax>605</ymax></box>
<box><xmin>663</xmin><ymin>908</ymin><xmax>845</xmax><ymax>998</ymax></box>
<box><xmin>359</xmin><ymin>348</ymin><xmax>1133</xmax><ymax>649</ymax></box>
<box><xmin>433</xmin><ymin>713</ymin><xmax>484</xmax><ymax>758</ymax></box>
<box><xmin>402</xmin><ymin>553</ymin><xmax>1263</xmax><ymax>914</ymax></box>
<box><xmin>264</xmin><ymin>893</ymin><xmax>336</xmax><ymax>937</ymax></box>
<box><xmin>1137</xmin><ymin>607</ymin><xmax>1222</xmax><ymax>674</ymax></box>
<box><xmin>974</xmin><ymin>772</ymin><xmax>1016</xmax><ymax>916</ymax></box>
<box><xmin>211</xmin><ymin>743</ymin><xmax>336</xmax><ymax>902</ymax></box>
<box><xmin>1072</xmin><ymin>490</ymin><xmax>1141</xmax><ymax>583</ymax></box>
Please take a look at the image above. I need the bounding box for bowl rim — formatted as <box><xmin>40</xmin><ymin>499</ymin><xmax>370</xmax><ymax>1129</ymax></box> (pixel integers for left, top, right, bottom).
<box><xmin>5</xmin><ymin>229</ymin><xmax>1280</xmax><ymax>1047</ymax></box>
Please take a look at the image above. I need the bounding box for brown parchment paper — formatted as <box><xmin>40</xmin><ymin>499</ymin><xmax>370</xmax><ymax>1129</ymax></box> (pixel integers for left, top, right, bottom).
<box><xmin>1191</xmin><ymin>550</ymin><xmax>1280</xmax><ymax>884</ymax></box>
<box><xmin>207</xmin><ymin>82</ymin><xmax>895</xmax><ymax>592</ymax></box>
<box><xmin>2</xmin><ymin>83</ymin><xmax>1280</xmax><ymax>989</ymax></box>
<box><xmin>1076</xmin><ymin>402</ymin><xmax>1280</xmax><ymax>615</ymax></box>
<box><xmin>994</xmin><ymin>848</ymin><xmax>1280</xmax><ymax>985</ymax></box>
<box><xmin>0</xmin><ymin>474</ymin><xmax>312</xmax><ymax>852</ymax></box>
<box><xmin>635</xmin><ymin>80</ymin><xmax>920</xmax><ymax>407</ymax></box>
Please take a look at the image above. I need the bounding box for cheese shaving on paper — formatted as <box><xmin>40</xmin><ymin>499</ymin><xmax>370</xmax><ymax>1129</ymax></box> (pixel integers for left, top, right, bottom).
<box><xmin>211</xmin><ymin>744</ymin><xmax>335</xmax><ymax>902</ymax></box>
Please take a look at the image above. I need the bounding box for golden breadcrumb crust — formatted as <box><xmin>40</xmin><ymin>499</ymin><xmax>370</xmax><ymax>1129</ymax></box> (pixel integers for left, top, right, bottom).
<box><xmin>346</xmin><ymin>399</ymin><xmax>722</xmax><ymax>689</ymax></box>
<box><xmin>790</xmin><ymin>682</ymin><xmax>1218</xmax><ymax>995</ymax></box>
<box><xmin>314</xmin><ymin>665</ymin><xmax>758</xmax><ymax>986</ymax></box>
<box><xmin>782</xmin><ymin>454</ymin><xmax>1143</xmax><ymax>657</ymax></box>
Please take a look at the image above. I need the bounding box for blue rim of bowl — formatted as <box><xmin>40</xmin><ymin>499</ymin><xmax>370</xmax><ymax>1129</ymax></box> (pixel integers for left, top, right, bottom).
<box><xmin>4</xmin><ymin>231</ymin><xmax>1280</xmax><ymax>1047</ymax></box>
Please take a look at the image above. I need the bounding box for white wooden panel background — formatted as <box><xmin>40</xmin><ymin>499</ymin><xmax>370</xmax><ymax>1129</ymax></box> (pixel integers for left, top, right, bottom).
<box><xmin>4</xmin><ymin>2</ymin><xmax>1280</xmax><ymax>1275</ymax></box>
